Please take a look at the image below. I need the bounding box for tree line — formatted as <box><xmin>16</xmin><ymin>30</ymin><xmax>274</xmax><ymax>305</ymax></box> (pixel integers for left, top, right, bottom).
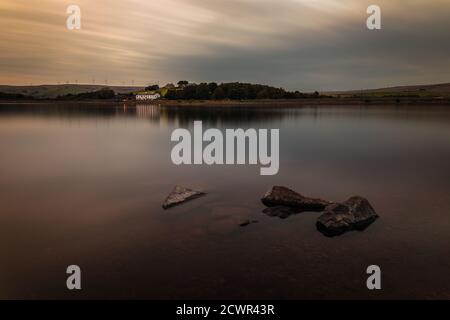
<box><xmin>161</xmin><ymin>81</ymin><xmax>321</xmax><ymax>100</ymax></box>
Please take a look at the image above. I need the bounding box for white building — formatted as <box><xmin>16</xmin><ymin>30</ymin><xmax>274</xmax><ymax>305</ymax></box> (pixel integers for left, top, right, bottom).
<box><xmin>135</xmin><ymin>93</ymin><xmax>161</xmax><ymax>101</ymax></box>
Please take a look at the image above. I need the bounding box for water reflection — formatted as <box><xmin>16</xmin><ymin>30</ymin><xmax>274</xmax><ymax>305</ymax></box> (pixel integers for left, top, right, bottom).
<box><xmin>2</xmin><ymin>102</ymin><xmax>450</xmax><ymax>125</ymax></box>
<box><xmin>1</xmin><ymin>103</ymin><xmax>450</xmax><ymax>299</ymax></box>
<box><xmin>135</xmin><ymin>104</ymin><xmax>160</xmax><ymax>120</ymax></box>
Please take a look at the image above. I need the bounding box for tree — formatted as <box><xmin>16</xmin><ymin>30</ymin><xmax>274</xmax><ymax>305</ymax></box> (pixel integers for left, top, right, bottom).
<box><xmin>182</xmin><ymin>85</ymin><xmax>196</xmax><ymax>99</ymax></box>
<box><xmin>256</xmin><ymin>88</ymin><xmax>270</xmax><ymax>99</ymax></box>
<box><xmin>207</xmin><ymin>82</ymin><xmax>218</xmax><ymax>93</ymax></box>
<box><xmin>165</xmin><ymin>89</ymin><xmax>179</xmax><ymax>100</ymax></box>
<box><xmin>145</xmin><ymin>84</ymin><xmax>159</xmax><ymax>91</ymax></box>
<box><xmin>211</xmin><ymin>87</ymin><xmax>225</xmax><ymax>100</ymax></box>
<box><xmin>195</xmin><ymin>83</ymin><xmax>211</xmax><ymax>100</ymax></box>
<box><xmin>177</xmin><ymin>80</ymin><xmax>189</xmax><ymax>87</ymax></box>
<box><xmin>163</xmin><ymin>82</ymin><xmax>308</xmax><ymax>100</ymax></box>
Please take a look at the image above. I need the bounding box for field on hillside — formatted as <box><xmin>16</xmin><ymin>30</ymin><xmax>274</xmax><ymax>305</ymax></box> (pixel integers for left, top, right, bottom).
<box><xmin>0</xmin><ymin>85</ymin><xmax>144</xmax><ymax>99</ymax></box>
<box><xmin>328</xmin><ymin>83</ymin><xmax>450</xmax><ymax>98</ymax></box>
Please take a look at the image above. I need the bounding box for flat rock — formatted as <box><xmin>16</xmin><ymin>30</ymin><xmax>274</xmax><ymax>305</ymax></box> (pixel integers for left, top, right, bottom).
<box><xmin>162</xmin><ymin>186</ymin><xmax>206</xmax><ymax>209</ymax></box>
<box><xmin>316</xmin><ymin>196</ymin><xmax>379</xmax><ymax>237</ymax></box>
<box><xmin>261</xmin><ymin>186</ymin><xmax>330</xmax><ymax>212</ymax></box>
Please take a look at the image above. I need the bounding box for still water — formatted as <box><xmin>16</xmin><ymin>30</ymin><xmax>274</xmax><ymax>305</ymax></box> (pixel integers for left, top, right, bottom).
<box><xmin>0</xmin><ymin>103</ymin><xmax>450</xmax><ymax>299</ymax></box>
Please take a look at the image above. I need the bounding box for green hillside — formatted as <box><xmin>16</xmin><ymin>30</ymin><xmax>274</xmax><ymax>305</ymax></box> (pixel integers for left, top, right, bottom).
<box><xmin>327</xmin><ymin>83</ymin><xmax>450</xmax><ymax>98</ymax></box>
<box><xmin>0</xmin><ymin>84</ymin><xmax>144</xmax><ymax>99</ymax></box>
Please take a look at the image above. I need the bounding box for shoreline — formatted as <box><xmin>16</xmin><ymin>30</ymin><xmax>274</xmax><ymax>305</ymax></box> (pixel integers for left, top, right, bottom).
<box><xmin>156</xmin><ymin>97</ymin><xmax>450</xmax><ymax>107</ymax></box>
<box><xmin>1</xmin><ymin>97</ymin><xmax>450</xmax><ymax>106</ymax></box>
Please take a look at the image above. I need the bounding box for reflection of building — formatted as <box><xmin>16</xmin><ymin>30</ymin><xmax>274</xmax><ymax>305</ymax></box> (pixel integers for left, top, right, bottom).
<box><xmin>136</xmin><ymin>93</ymin><xmax>161</xmax><ymax>101</ymax></box>
<box><xmin>136</xmin><ymin>104</ymin><xmax>160</xmax><ymax>120</ymax></box>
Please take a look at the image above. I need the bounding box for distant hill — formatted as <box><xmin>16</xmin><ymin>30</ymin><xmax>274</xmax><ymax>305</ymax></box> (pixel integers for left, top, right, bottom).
<box><xmin>0</xmin><ymin>84</ymin><xmax>144</xmax><ymax>99</ymax></box>
<box><xmin>327</xmin><ymin>83</ymin><xmax>450</xmax><ymax>98</ymax></box>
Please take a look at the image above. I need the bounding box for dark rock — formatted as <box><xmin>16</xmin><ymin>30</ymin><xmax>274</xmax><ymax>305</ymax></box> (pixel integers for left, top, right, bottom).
<box><xmin>262</xmin><ymin>206</ymin><xmax>300</xmax><ymax>219</ymax></box>
<box><xmin>316</xmin><ymin>196</ymin><xmax>379</xmax><ymax>237</ymax></box>
<box><xmin>239</xmin><ymin>219</ymin><xmax>258</xmax><ymax>227</ymax></box>
<box><xmin>261</xmin><ymin>186</ymin><xmax>330</xmax><ymax>212</ymax></box>
<box><xmin>162</xmin><ymin>186</ymin><xmax>206</xmax><ymax>209</ymax></box>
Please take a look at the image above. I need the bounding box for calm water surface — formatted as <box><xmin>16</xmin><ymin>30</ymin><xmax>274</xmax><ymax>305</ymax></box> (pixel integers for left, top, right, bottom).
<box><xmin>0</xmin><ymin>103</ymin><xmax>450</xmax><ymax>299</ymax></box>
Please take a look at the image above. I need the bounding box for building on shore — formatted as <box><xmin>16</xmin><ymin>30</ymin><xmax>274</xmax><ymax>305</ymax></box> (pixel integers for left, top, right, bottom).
<box><xmin>135</xmin><ymin>93</ymin><xmax>161</xmax><ymax>101</ymax></box>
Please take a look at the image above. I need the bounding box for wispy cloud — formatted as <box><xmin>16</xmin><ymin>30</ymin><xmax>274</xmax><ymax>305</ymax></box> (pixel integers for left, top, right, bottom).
<box><xmin>0</xmin><ymin>0</ymin><xmax>449</xmax><ymax>90</ymax></box>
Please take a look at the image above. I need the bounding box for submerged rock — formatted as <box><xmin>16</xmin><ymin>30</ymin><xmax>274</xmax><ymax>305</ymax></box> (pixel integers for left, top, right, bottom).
<box><xmin>262</xmin><ymin>206</ymin><xmax>300</xmax><ymax>219</ymax></box>
<box><xmin>162</xmin><ymin>186</ymin><xmax>206</xmax><ymax>209</ymax></box>
<box><xmin>261</xmin><ymin>186</ymin><xmax>330</xmax><ymax>212</ymax></box>
<box><xmin>239</xmin><ymin>219</ymin><xmax>258</xmax><ymax>227</ymax></box>
<box><xmin>316</xmin><ymin>196</ymin><xmax>379</xmax><ymax>237</ymax></box>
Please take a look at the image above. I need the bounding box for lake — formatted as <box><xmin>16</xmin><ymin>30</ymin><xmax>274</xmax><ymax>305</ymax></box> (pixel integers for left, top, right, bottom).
<box><xmin>0</xmin><ymin>102</ymin><xmax>449</xmax><ymax>299</ymax></box>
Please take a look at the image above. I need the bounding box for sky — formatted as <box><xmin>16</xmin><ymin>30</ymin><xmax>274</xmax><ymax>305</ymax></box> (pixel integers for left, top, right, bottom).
<box><xmin>1</xmin><ymin>0</ymin><xmax>449</xmax><ymax>91</ymax></box>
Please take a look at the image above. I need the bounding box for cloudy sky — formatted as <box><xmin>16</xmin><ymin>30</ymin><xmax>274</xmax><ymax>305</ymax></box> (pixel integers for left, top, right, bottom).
<box><xmin>1</xmin><ymin>0</ymin><xmax>449</xmax><ymax>91</ymax></box>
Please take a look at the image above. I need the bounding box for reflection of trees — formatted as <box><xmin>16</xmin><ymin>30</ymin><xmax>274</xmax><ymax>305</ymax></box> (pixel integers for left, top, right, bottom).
<box><xmin>0</xmin><ymin>103</ymin><xmax>120</xmax><ymax>118</ymax></box>
<box><xmin>0</xmin><ymin>103</ymin><xmax>161</xmax><ymax>121</ymax></box>
<box><xmin>159</xmin><ymin>106</ymin><xmax>289</xmax><ymax>127</ymax></box>
<box><xmin>0</xmin><ymin>103</ymin><xmax>289</xmax><ymax>126</ymax></box>
<box><xmin>2</xmin><ymin>103</ymin><xmax>450</xmax><ymax>127</ymax></box>
<box><xmin>158</xmin><ymin>105</ymin><xmax>450</xmax><ymax>127</ymax></box>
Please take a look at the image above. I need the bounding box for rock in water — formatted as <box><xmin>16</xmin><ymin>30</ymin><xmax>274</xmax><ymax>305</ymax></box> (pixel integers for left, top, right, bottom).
<box><xmin>316</xmin><ymin>196</ymin><xmax>379</xmax><ymax>237</ymax></box>
<box><xmin>162</xmin><ymin>186</ymin><xmax>206</xmax><ymax>209</ymax></box>
<box><xmin>261</xmin><ymin>186</ymin><xmax>330</xmax><ymax>212</ymax></box>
